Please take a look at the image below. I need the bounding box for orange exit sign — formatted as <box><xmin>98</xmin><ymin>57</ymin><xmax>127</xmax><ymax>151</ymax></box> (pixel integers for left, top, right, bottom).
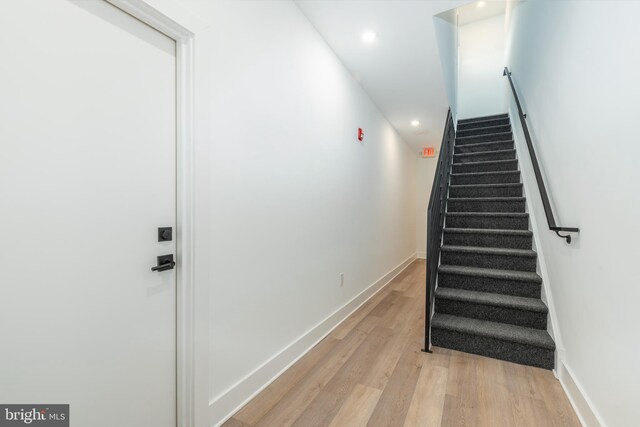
<box><xmin>422</xmin><ymin>147</ymin><xmax>436</xmax><ymax>158</ymax></box>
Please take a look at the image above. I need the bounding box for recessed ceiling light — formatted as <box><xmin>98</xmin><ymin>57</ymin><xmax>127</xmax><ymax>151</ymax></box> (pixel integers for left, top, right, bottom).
<box><xmin>362</xmin><ymin>31</ymin><xmax>377</xmax><ymax>43</ymax></box>
<box><xmin>478</xmin><ymin>1</ymin><xmax>486</xmax><ymax>7</ymax></box>
<box><xmin>411</xmin><ymin>120</ymin><xmax>420</xmax><ymax>127</ymax></box>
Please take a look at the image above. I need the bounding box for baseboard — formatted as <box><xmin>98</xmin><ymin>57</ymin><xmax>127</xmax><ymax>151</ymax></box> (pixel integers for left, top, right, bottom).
<box><xmin>208</xmin><ymin>253</ymin><xmax>419</xmax><ymax>426</ymax></box>
<box><xmin>558</xmin><ymin>360</ymin><xmax>606</xmax><ymax>427</ymax></box>
<box><xmin>416</xmin><ymin>251</ymin><xmax>426</xmax><ymax>259</ymax></box>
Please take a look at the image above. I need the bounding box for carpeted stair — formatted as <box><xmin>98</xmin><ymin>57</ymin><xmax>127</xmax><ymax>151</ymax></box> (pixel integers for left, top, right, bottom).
<box><xmin>431</xmin><ymin>113</ymin><xmax>556</xmax><ymax>369</ymax></box>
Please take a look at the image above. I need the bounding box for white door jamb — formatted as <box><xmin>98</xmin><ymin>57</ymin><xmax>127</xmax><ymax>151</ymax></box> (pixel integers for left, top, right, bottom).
<box><xmin>105</xmin><ymin>1</ymin><xmax>203</xmax><ymax>425</ymax></box>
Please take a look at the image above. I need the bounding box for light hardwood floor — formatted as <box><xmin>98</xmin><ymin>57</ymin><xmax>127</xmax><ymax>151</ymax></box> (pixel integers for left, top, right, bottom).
<box><xmin>223</xmin><ymin>260</ymin><xmax>580</xmax><ymax>427</ymax></box>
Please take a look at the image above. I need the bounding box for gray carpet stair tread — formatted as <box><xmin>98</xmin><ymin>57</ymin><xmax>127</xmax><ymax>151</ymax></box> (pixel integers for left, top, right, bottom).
<box><xmin>439</xmin><ymin>264</ymin><xmax>542</xmax><ymax>283</ymax></box>
<box><xmin>458</xmin><ymin>123</ymin><xmax>510</xmax><ymax>132</ymax></box>
<box><xmin>450</xmin><ymin>183</ymin><xmax>522</xmax><ymax>189</ymax></box>
<box><xmin>454</xmin><ymin>149</ymin><xmax>516</xmax><ymax>158</ymax></box>
<box><xmin>451</xmin><ymin>170</ymin><xmax>520</xmax><ymax>178</ymax></box>
<box><xmin>431</xmin><ymin>313</ymin><xmax>555</xmax><ymax>349</ymax></box>
<box><xmin>441</xmin><ymin>245</ymin><xmax>536</xmax><ymax>258</ymax></box>
<box><xmin>456</xmin><ymin>131</ymin><xmax>512</xmax><ymax>141</ymax></box>
<box><xmin>454</xmin><ymin>140</ymin><xmax>514</xmax><ymax>150</ymax></box>
<box><xmin>451</xmin><ymin>159</ymin><xmax>518</xmax><ymax>167</ymax></box>
<box><xmin>436</xmin><ymin>287</ymin><xmax>548</xmax><ymax>313</ymax></box>
<box><xmin>458</xmin><ymin>113</ymin><xmax>509</xmax><ymax>124</ymax></box>
<box><xmin>447</xmin><ymin>196</ymin><xmax>526</xmax><ymax>203</ymax></box>
<box><xmin>446</xmin><ymin>212</ymin><xmax>528</xmax><ymax>218</ymax></box>
<box><xmin>444</xmin><ymin>227</ymin><xmax>532</xmax><ymax>236</ymax></box>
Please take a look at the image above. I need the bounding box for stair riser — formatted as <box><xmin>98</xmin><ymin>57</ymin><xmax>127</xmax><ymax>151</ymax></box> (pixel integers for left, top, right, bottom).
<box><xmin>438</xmin><ymin>272</ymin><xmax>541</xmax><ymax>298</ymax></box>
<box><xmin>454</xmin><ymin>150</ymin><xmax>516</xmax><ymax>164</ymax></box>
<box><xmin>457</xmin><ymin>117</ymin><xmax>510</xmax><ymax>131</ymax></box>
<box><xmin>443</xmin><ymin>232</ymin><xmax>532</xmax><ymax>249</ymax></box>
<box><xmin>455</xmin><ymin>141</ymin><xmax>514</xmax><ymax>154</ymax></box>
<box><xmin>441</xmin><ymin>250</ymin><xmax>537</xmax><ymax>272</ymax></box>
<box><xmin>456</xmin><ymin>132</ymin><xmax>512</xmax><ymax>145</ymax></box>
<box><xmin>458</xmin><ymin>114</ymin><xmax>509</xmax><ymax>125</ymax></box>
<box><xmin>456</xmin><ymin>125</ymin><xmax>511</xmax><ymax>138</ymax></box>
<box><xmin>451</xmin><ymin>172</ymin><xmax>521</xmax><ymax>185</ymax></box>
<box><xmin>431</xmin><ymin>329</ymin><xmax>554</xmax><ymax>369</ymax></box>
<box><xmin>452</xmin><ymin>160</ymin><xmax>518</xmax><ymax>174</ymax></box>
<box><xmin>435</xmin><ymin>299</ymin><xmax>547</xmax><ymax>329</ymax></box>
<box><xmin>448</xmin><ymin>199</ymin><xmax>526</xmax><ymax>213</ymax></box>
<box><xmin>446</xmin><ymin>214</ymin><xmax>529</xmax><ymax>230</ymax></box>
<box><xmin>449</xmin><ymin>185</ymin><xmax>522</xmax><ymax>198</ymax></box>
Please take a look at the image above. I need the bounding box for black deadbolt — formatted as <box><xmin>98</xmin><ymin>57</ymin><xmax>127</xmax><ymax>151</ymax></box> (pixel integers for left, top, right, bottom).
<box><xmin>158</xmin><ymin>227</ymin><xmax>172</xmax><ymax>242</ymax></box>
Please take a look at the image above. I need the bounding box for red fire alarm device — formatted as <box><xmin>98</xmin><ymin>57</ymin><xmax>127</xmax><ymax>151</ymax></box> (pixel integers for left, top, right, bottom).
<box><xmin>422</xmin><ymin>147</ymin><xmax>436</xmax><ymax>158</ymax></box>
<box><xmin>357</xmin><ymin>128</ymin><xmax>364</xmax><ymax>142</ymax></box>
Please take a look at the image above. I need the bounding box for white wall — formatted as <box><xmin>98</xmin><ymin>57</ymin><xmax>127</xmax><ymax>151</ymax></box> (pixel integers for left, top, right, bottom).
<box><xmin>457</xmin><ymin>13</ymin><xmax>506</xmax><ymax>119</ymax></box>
<box><xmin>416</xmin><ymin>158</ymin><xmax>437</xmax><ymax>258</ymax></box>
<box><xmin>433</xmin><ymin>10</ymin><xmax>459</xmax><ymax>121</ymax></box>
<box><xmin>505</xmin><ymin>1</ymin><xmax>640</xmax><ymax>426</ymax></box>
<box><xmin>172</xmin><ymin>1</ymin><xmax>418</xmax><ymax>425</ymax></box>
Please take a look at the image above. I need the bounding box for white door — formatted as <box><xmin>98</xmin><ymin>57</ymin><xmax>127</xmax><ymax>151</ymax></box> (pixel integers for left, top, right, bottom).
<box><xmin>0</xmin><ymin>1</ymin><xmax>177</xmax><ymax>426</ymax></box>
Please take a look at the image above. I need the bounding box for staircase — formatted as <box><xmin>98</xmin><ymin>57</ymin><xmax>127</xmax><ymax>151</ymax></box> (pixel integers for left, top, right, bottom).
<box><xmin>430</xmin><ymin>113</ymin><xmax>556</xmax><ymax>369</ymax></box>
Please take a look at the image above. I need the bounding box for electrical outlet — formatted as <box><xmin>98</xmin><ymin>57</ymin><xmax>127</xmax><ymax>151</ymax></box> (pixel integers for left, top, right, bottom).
<box><xmin>340</xmin><ymin>273</ymin><xmax>344</xmax><ymax>287</ymax></box>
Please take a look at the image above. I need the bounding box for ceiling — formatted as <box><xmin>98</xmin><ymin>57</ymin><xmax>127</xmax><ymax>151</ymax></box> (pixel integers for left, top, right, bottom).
<box><xmin>458</xmin><ymin>0</ymin><xmax>507</xmax><ymax>25</ymax></box>
<box><xmin>295</xmin><ymin>0</ymin><xmax>470</xmax><ymax>154</ymax></box>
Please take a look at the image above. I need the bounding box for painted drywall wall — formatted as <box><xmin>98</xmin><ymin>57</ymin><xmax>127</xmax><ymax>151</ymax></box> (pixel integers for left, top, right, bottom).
<box><xmin>171</xmin><ymin>0</ymin><xmax>418</xmax><ymax>424</ymax></box>
<box><xmin>505</xmin><ymin>1</ymin><xmax>640</xmax><ymax>425</ymax></box>
<box><xmin>433</xmin><ymin>10</ymin><xmax>459</xmax><ymax>122</ymax></box>
<box><xmin>457</xmin><ymin>13</ymin><xmax>506</xmax><ymax>120</ymax></box>
<box><xmin>416</xmin><ymin>158</ymin><xmax>437</xmax><ymax>258</ymax></box>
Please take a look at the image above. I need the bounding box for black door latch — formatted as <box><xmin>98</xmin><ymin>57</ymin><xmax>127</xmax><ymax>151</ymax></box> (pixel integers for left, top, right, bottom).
<box><xmin>151</xmin><ymin>254</ymin><xmax>175</xmax><ymax>272</ymax></box>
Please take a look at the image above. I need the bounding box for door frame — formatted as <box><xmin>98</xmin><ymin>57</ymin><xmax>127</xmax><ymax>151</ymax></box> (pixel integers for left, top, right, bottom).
<box><xmin>104</xmin><ymin>1</ymin><xmax>204</xmax><ymax>425</ymax></box>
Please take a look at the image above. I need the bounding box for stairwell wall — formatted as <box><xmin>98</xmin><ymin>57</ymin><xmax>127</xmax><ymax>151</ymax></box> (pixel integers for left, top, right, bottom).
<box><xmin>433</xmin><ymin>10</ymin><xmax>459</xmax><ymax>121</ymax></box>
<box><xmin>457</xmin><ymin>13</ymin><xmax>507</xmax><ymax>120</ymax></box>
<box><xmin>416</xmin><ymin>158</ymin><xmax>438</xmax><ymax>258</ymax></box>
<box><xmin>170</xmin><ymin>0</ymin><xmax>418</xmax><ymax>425</ymax></box>
<box><xmin>505</xmin><ymin>1</ymin><xmax>640</xmax><ymax>426</ymax></box>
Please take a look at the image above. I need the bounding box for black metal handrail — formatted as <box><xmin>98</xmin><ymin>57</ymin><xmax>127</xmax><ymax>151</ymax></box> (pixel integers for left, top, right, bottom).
<box><xmin>503</xmin><ymin>67</ymin><xmax>579</xmax><ymax>244</ymax></box>
<box><xmin>423</xmin><ymin>108</ymin><xmax>455</xmax><ymax>353</ymax></box>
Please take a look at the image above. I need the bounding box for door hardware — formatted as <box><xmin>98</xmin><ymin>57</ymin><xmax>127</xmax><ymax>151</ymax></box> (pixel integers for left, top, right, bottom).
<box><xmin>151</xmin><ymin>254</ymin><xmax>175</xmax><ymax>272</ymax></box>
<box><xmin>158</xmin><ymin>227</ymin><xmax>172</xmax><ymax>242</ymax></box>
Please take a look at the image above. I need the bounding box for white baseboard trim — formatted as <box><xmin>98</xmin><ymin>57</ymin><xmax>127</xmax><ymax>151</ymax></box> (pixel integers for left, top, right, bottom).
<box><xmin>416</xmin><ymin>251</ymin><xmax>426</xmax><ymax>259</ymax></box>
<box><xmin>208</xmin><ymin>253</ymin><xmax>419</xmax><ymax>426</ymax></box>
<box><xmin>558</xmin><ymin>360</ymin><xmax>606</xmax><ymax>427</ymax></box>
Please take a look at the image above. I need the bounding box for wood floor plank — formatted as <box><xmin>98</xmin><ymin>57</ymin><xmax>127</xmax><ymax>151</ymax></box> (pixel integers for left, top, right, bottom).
<box><xmin>444</xmin><ymin>350</ymin><xmax>479</xmax><ymax>426</ymax></box>
<box><xmin>476</xmin><ymin>356</ymin><xmax>514</xmax><ymax>427</ymax></box>
<box><xmin>225</xmin><ymin>260</ymin><xmax>580</xmax><ymax>427</ymax></box>
<box><xmin>402</xmin><ymin>267</ymin><xmax>426</xmax><ymax>299</ymax></box>
<box><xmin>360</xmin><ymin>294</ymin><xmax>424</xmax><ymax>391</ymax></box>
<box><xmin>426</xmin><ymin>347</ymin><xmax>452</xmax><ymax>369</ymax></box>
<box><xmin>369</xmin><ymin>290</ymin><xmax>402</xmax><ymax>317</ymax></box>
<box><xmin>503</xmin><ymin>360</ymin><xmax>543</xmax><ymax>401</ymax></box>
<box><xmin>392</xmin><ymin>262</ymin><xmax>423</xmax><ymax>293</ymax></box>
<box><xmin>222</xmin><ymin>418</ymin><xmax>251</xmax><ymax>427</ymax></box>
<box><xmin>332</xmin><ymin>291</ymin><xmax>387</xmax><ymax>340</ymax></box>
<box><xmin>365</xmin><ymin>343</ymin><xmax>423</xmax><ymax>427</ymax></box>
<box><xmin>332</xmin><ymin>262</ymin><xmax>419</xmax><ymax>340</ymax></box>
<box><xmin>233</xmin><ymin>336</ymin><xmax>340</xmax><ymax>424</ymax></box>
<box><xmin>509</xmin><ymin>393</ymin><xmax>557</xmax><ymax>427</ymax></box>
<box><xmin>531</xmin><ymin>368</ymin><xmax>581</xmax><ymax>427</ymax></box>
<box><xmin>327</xmin><ymin>384</ymin><xmax>382</xmax><ymax>427</ymax></box>
<box><xmin>252</xmin><ymin>316</ymin><xmax>378</xmax><ymax>427</ymax></box>
<box><xmin>440</xmin><ymin>394</ymin><xmax>464</xmax><ymax>427</ymax></box>
<box><xmin>404</xmin><ymin>365</ymin><xmax>448</xmax><ymax>427</ymax></box>
<box><xmin>292</xmin><ymin>325</ymin><xmax>394</xmax><ymax>427</ymax></box>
